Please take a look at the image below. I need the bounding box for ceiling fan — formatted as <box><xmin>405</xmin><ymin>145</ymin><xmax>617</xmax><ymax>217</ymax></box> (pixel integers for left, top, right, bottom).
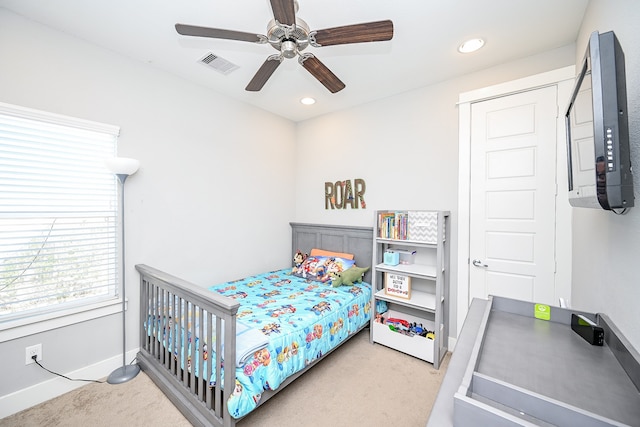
<box><xmin>175</xmin><ymin>0</ymin><xmax>394</xmax><ymax>93</ymax></box>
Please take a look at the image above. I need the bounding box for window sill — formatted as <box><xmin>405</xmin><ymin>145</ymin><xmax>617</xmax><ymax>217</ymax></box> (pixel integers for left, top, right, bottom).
<box><xmin>0</xmin><ymin>298</ymin><xmax>124</xmax><ymax>343</ymax></box>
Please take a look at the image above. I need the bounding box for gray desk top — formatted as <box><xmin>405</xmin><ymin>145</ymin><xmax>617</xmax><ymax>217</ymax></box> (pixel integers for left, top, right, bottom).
<box><xmin>427</xmin><ymin>298</ymin><xmax>640</xmax><ymax>426</ymax></box>
<box><xmin>479</xmin><ymin>310</ymin><xmax>640</xmax><ymax>425</ymax></box>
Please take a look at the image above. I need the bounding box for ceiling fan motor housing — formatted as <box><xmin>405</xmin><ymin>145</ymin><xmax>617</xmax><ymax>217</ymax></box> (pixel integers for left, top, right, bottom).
<box><xmin>267</xmin><ymin>17</ymin><xmax>310</xmax><ymax>57</ymax></box>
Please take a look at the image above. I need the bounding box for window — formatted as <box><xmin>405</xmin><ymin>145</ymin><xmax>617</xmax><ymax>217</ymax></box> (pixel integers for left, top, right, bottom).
<box><xmin>0</xmin><ymin>102</ymin><xmax>120</xmax><ymax>323</ymax></box>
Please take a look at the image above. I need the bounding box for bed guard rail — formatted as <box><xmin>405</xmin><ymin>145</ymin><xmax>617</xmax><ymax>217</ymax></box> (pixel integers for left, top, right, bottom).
<box><xmin>136</xmin><ymin>264</ymin><xmax>240</xmax><ymax>427</ymax></box>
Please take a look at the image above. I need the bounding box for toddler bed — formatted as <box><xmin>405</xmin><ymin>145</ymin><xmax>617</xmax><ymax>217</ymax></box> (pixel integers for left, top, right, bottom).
<box><xmin>135</xmin><ymin>222</ymin><xmax>373</xmax><ymax>427</ymax></box>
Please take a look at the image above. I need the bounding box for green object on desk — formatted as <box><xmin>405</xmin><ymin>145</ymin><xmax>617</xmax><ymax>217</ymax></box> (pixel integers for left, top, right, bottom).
<box><xmin>534</xmin><ymin>303</ymin><xmax>551</xmax><ymax>321</ymax></box>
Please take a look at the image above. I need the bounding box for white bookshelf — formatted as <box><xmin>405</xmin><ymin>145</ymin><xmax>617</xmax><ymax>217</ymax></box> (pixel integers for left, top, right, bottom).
<box><xmin>370</xmin><ymin>210</ymin><xmax>450</xmax><ymax>369</ymax></box>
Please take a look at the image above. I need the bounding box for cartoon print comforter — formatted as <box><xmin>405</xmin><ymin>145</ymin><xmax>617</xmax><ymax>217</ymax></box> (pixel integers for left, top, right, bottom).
<box><xmin>149</xmin><ymin>268</ymin><xmax>371</xmax><ymax>419</ymax></box>
<box><xmin>216</xmin><ymin>269</ymin><xmax>371</xmax><ymax>418</ymax></box>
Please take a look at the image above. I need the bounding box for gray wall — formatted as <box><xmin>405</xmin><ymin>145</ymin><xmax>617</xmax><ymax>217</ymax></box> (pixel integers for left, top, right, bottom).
<box><xmin>294</xmin><ymin>0</ymin><xmax>640</xmax><ymax>350</ymax></box>
<box><xmin>570</xmin><ymin>0</ymin><xmax>640</xmax><ymax>350</ymax></box>
<box><xmin>0</xmin><ymin>9</ymin><xmax>296</xmax><ymax>405</ymax></box>
<box><xmin>294</xmin><ymin>46</ymin><xmax>577</xmax><ymax>336</ymax></box>
<box><xmin>3</xmin><ymin>0</ymin><xmax>640</xmax><ymax>415</ymax></box>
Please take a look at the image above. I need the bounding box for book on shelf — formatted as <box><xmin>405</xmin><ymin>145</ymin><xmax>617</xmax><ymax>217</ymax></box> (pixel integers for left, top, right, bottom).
<box><xmin>377</xmin><ymin>211</ymin><xmax>408</xmax><ymax>240</ymax></box>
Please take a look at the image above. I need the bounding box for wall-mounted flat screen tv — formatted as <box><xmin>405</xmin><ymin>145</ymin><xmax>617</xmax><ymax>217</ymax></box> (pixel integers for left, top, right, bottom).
<box><xmin>565</xmin><ymin>30</ymin><xmax>634</xmax><ymax>211</ymax></box>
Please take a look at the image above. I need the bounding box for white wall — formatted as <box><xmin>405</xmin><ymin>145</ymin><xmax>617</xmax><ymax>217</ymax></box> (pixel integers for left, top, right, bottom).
<box><xmin>294</xmin><ymin>44</ymin><xmax>577</xmax><ymax>336</ymax></box>
<box><xmin>569</xmin><ymin>0</ymin><xmax>640</xmax><ymax>349</ymax></box>
<box><xmin>0</xmin><ymin>9</ymin><xmax>295</xmax><ymax>413</ymax></box>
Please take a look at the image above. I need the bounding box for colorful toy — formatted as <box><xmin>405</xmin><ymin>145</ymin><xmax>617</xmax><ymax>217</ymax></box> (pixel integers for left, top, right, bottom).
<box><xmin>291</xmin><ymin>250</ymin><xmax>307</xmax><ymax>275</ymax></box>
<box><xmin>386</xmin><ymin>317</ymin><xmax>413</xmax><ymax>335</ymax></box>
<box><xmin>410</xmin><ymin>322</ymin><xmax>427</xmax><ymax>336</ymax></box>
<box><xmin>386</xmin><ymin>317</ymin><xmax>410</xmax><ymax>328</ymax></box>
<box><xmin>330</xmin><ymin>265</ymin><xmax>370</xmax><ymax>287</ymax></box>
<box><xmin>376</xmin><ymin>300</ymin><xmax>388</xmax><ymax>314</ymax></box>
<box><xmin>383</xmin><ymin>317</ymin><xmax>436</xmax><ymax>338</ymax></box>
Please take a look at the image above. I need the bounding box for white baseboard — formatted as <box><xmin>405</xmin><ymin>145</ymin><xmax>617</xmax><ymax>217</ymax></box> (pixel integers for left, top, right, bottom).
<box><xmin>448</xmin><ymin>336</ymin><xmax>457</xmax><ymax>353</ymax></box>
<box><xmin>0</xmin><ymin>348</ymin><xmax>139</xmax><ymax>419</ymax></box>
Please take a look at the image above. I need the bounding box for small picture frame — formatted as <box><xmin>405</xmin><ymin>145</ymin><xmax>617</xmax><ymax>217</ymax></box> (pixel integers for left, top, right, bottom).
<box><xmin>384</xmin><ymin>272</ymin><xmax>411</xmax><ymax>299</ymax></box>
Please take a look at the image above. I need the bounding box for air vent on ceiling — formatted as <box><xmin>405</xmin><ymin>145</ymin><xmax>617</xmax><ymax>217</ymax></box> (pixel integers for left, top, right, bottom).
<box><xmin>198</xmin><ymin>52</ymin><xmax>239</xmax><ymax>75</ymax></box>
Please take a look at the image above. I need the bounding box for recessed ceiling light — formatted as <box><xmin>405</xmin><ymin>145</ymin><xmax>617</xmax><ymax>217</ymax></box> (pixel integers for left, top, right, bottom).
<box><xmin>300</xmin><ymin>97</ymin><xmax>316</xmax><ymax>105</ymax></box>
<box><xmin>458</xmin><ymin>38</ymin><xmax>485</xmax><ymax>54</ymax></box>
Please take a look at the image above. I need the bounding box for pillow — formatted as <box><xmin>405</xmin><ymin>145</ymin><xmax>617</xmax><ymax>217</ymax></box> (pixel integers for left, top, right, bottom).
<box><xmin>309</xmin><ymin>248</ymin><xmax>354</xmax><ymax>260</ymax></box>
<box><xmin>292</xmin><ymin>255</ymin><xmax>355</xmax><ymax>283</ymax></box>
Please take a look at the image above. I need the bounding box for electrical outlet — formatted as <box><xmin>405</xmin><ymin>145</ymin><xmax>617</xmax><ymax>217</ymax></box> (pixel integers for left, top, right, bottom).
<box><xmin>25</xmin><ymin>344</ymin><xmax>42</xmax><ymax>365</ymax></box>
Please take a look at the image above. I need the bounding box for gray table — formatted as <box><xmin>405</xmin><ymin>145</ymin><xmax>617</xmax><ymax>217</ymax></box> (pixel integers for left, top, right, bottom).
<box><xmin>427</xmin><ymin>297</ymin><xmax>640</xmax><ymax>427</ymax></box>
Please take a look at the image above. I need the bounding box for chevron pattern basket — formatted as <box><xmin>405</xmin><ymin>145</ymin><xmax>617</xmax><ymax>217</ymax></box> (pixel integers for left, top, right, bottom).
<box><xmin>408</xmin><ymin>211</ymin><xmax>440</xmax><ymax>243</ymax></box>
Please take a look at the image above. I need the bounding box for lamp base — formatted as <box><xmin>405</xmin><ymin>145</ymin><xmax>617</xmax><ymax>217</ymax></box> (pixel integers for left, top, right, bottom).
<box><xmin>107</xmin><ymin>364</ymin><xmax>141</xmax><ymax>384</ymax></box>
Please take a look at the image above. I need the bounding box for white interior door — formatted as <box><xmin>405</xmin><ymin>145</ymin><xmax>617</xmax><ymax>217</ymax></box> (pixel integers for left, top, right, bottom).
<box><xmin>469</xmin><ymin>86</ymin><xmax>558</xmax><ymax>304</ymax></box>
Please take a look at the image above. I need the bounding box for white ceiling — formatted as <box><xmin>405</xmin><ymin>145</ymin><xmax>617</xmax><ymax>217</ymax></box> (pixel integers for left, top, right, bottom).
<box><xmin>0</xmin><ymin>0</ymin><xmax>589</xmax><ymax>122</ymax></box>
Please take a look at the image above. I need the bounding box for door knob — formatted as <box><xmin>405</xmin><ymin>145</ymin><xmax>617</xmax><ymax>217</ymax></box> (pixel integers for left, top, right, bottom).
<box><xmin>472</xmin><ymin>259</ymin><xmax>488</xmax><ymax>268</ymax></box>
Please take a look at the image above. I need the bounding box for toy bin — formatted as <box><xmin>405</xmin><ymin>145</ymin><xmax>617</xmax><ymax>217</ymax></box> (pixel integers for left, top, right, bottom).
<box><xmin>372</xmin><ymin>309</ymin><xmax>435</xmax><ymax>363</ymax></box>
<box><xmin>408</xmin><ymin>211</ymin><xmax>440</xmax><ymax>243</ymax></box>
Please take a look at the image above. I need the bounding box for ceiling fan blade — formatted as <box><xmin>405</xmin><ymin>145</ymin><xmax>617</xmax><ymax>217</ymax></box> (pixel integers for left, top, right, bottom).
<box><xmin>269</xmin><ymin>0</ymin><xmax>296</xmax><ymax>26</ymax></box>
<box><xmin>299</xmin><ymin>54</ymin><xmax>345</xmax><ymax>93</ymax></box>
<box><xmin>245</xmin><ymin>56</ymin><xmax>283</xmax><ymax>91</ymax></box>
<box><xmin>175</xmin><ymin>23</ymin><xmax>264</xmax><ymax>43</ymax></box>
<box><xmin>311</xmin><ymin>20</ymin><xmax>394</xmax><ymax>47</ymax></box>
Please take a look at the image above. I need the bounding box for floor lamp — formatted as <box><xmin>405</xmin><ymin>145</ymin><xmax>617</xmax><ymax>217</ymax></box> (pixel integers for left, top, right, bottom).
<box><xmin>105</xmin><ymin>157</ymin><xmax>141</xmax><ymax>384</ymax></box>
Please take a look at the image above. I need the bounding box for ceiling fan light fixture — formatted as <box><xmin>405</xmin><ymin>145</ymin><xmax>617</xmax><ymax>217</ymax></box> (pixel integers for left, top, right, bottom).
<box><xmin>281</xmin><ymin>40</ymin><xmax>298</xmax><ymax>59</ymax></box>
<box><xmin>458</xmin><ymin>38</ymin><xmax>485</xmax><ymax>54</ymax></box>
<box><xmin>300</xmin><ymin>97</ymin><xmax>316</xmax><ymax>105</ymax></box>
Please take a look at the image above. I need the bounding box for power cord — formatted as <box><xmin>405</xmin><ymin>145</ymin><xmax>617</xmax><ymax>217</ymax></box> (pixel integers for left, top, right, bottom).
<box><xmin>612</xmin><ymin>207</ymin><xmax>629</xmax><ymax>215</ymax></box>
<box><xmin>31</xmin><ymin>355</ymin><xmax>105</xmax><ymax>384</ymax></box>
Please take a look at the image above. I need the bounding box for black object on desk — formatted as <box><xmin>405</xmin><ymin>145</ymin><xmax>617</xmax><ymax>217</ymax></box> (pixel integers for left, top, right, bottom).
<box><xmin>571</xmin><ymin>313</ymin><xmax>604</xmax><ymax>346</ymax></box>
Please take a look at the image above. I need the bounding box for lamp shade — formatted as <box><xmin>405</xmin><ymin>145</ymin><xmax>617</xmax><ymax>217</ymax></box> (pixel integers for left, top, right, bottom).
<box><xmin>105</xmin><ymin>157</ymin><xmax>140</xmax><ymax>176</ymax></box>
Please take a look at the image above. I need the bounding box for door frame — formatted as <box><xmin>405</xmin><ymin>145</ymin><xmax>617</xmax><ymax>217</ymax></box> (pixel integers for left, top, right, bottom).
<box><xmin>457</xmin><ymin>66</ymin><xmax>575</xmax><ymax>337</ymax></box>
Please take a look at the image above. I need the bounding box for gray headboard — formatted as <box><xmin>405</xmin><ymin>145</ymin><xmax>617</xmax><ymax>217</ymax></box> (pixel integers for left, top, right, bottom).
<box><xmin>290</xmin><ymin>222</ymin><xmax>373</xmax><ymax>283</ymax></box>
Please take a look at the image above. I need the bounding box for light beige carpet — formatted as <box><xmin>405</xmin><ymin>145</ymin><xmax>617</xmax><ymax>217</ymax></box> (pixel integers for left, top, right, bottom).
<box><xmin>1</xmin><ymin>330</ymin><xmax>449</xmax><ymax>427</ymax></box>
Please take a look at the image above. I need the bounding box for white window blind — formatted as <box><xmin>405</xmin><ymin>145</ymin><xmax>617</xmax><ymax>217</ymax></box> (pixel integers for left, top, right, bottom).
<box><xmin>0</xmin><ymin>103</ymin><xmax>120</xmax><ymax>321</ymax></box>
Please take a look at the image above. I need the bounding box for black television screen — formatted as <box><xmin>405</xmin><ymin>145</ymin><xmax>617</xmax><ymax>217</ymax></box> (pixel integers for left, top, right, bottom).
<box><xmin>565</xmin><ymin>30</ymin><xmax>634</xmax><ymax>211</ymax></box>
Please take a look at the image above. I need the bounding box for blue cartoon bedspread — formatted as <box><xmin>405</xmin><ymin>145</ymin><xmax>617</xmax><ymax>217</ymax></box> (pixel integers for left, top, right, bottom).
<box><xmin>212</xmin><ymin>268</ymin><xmax>371</xmax><ymax>418</ymax></box>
